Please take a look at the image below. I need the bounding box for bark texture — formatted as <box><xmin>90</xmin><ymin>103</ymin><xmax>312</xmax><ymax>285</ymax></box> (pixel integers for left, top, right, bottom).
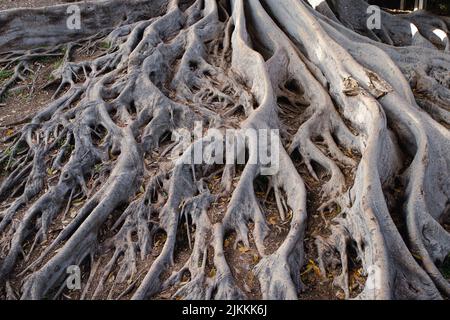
<box><xmin>0</xmin><ymin>0</ymin><xmax>449</xmax><ymax>300</ymax></box>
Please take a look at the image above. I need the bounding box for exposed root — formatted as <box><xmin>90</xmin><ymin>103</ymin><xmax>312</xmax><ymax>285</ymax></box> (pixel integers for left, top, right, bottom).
<box><xmin>0</xmin><ymin>0</ymin><xmax>448</xmax><ymax>300</ymax></box>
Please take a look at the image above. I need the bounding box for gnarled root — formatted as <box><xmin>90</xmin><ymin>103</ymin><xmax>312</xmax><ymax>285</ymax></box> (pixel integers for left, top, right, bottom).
<box><xmin>0</xmin><ymin>0</ymin><xmax>448</xmax><ymax>300</ymax></box>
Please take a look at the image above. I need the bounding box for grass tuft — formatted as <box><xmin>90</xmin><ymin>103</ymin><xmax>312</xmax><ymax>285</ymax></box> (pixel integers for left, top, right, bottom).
<box><xmin>0</xmin><ymin>69</ymin><xmax>14</xmax><ymax>81</ymax></box>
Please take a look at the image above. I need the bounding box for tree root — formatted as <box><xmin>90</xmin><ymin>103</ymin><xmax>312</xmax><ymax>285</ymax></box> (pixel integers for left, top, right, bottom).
<box><xmin>0</xmin><ymin>0</ymin><xmax>448</xmax><ymax>300</ymax></box>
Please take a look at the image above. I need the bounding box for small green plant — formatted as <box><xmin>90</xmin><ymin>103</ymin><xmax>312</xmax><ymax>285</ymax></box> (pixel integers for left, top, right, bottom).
<box><xmin>94</xmin><ymin>163</ymin><xmax>103</xmax><ymax>173</ymax></box>
<box><xmin>0</xmin><ymin>69</ymin><xmax>14</xmax><ymax>81</ymax></box>
<box><xmin>15</xmin><ymin>87</ymin><xmax>26</xmax><ymax>97</ymax></box>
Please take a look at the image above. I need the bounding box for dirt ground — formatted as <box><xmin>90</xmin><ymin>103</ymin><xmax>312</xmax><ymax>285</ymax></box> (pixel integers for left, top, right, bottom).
<box><xmin>0</xmin><ymin>1</ymin><xmax>86</xmax><ymax>131</ymax></box>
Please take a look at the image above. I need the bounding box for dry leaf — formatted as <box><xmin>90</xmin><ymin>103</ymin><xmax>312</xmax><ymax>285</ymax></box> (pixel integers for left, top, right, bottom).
<box><xmin>238</xmin><ymin>245</ymin><xmax>250</xmax><ymax>253</ymax></box>
<box><xmin>72</xmin><ymin>200</ymin><xmax>83</xmax><ymax>207</ymax></box>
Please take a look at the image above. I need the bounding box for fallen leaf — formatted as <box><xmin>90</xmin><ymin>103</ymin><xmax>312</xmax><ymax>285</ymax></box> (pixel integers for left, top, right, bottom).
<box><xmin>72</xmin><ymin>200</ymin><xmax>84</xmax><ymax>207</ymax></box>
<box><xmin>286</xmin><ymin>210</ymin><xmax>293</xmax><ymax>221</ymax></box>
<box><xmin>70</xmin><ymin>209</ymin><xmax>77</xmax><ymax>218</ymax></box>
<box><xmin>268</xmin><ymin>215</ymin><xmax>278</xmax><ymax>225</ymax></box>
<box><xmin>301</xmin><ymin>259</ymin><xmax>321</xmax><ymax>277</ymax></box>
<box><xmin>238</xmin><ymin>245</ymin><xmax>250</xmax><ymax>253</ymax></box>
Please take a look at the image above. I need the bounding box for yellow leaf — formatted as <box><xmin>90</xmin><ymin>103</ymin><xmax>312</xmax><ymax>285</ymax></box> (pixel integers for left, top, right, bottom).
<box><xmin>6</xmin><ymin>129</ymin><xmax>14</xmax><ymax>137</ymax></box>
<box><xmin>412</xmin><ymin>253</ymin><xmax>422</xmax><ymax>261</ymax></box>
<box><xmin>301</xmin><ymin>259</ymin><xmax>321</xmax><ymax>277</ymax></box>
<box><xmin>268</xmin><ymin>215</ymin><xmax>278</xmax><ymax>225</ymax></box>
<box><xmin>238</xmin><ymin>245</ymin><xmax>250</xmax><ymax>253</ymax></box>
<box><xmin>209</xmin><ymin>267</ymin><xmax>216</xmax><ymax>278</ymax></box>
<box><xmin>286</xmin><ymin>210</ymin><xmax>293</xmax><ymax>220</ymax></box>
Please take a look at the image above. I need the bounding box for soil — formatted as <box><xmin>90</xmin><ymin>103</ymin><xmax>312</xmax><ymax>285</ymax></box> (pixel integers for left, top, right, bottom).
<box><xmin>0</xmin><ymin>58</ymin><xmax>58</xmax><ymax>126</ymax></box>
<box><xmin>0</xmin><ymin>14</ymin><xmax>110</xmax><ymax>298</ymax></box>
